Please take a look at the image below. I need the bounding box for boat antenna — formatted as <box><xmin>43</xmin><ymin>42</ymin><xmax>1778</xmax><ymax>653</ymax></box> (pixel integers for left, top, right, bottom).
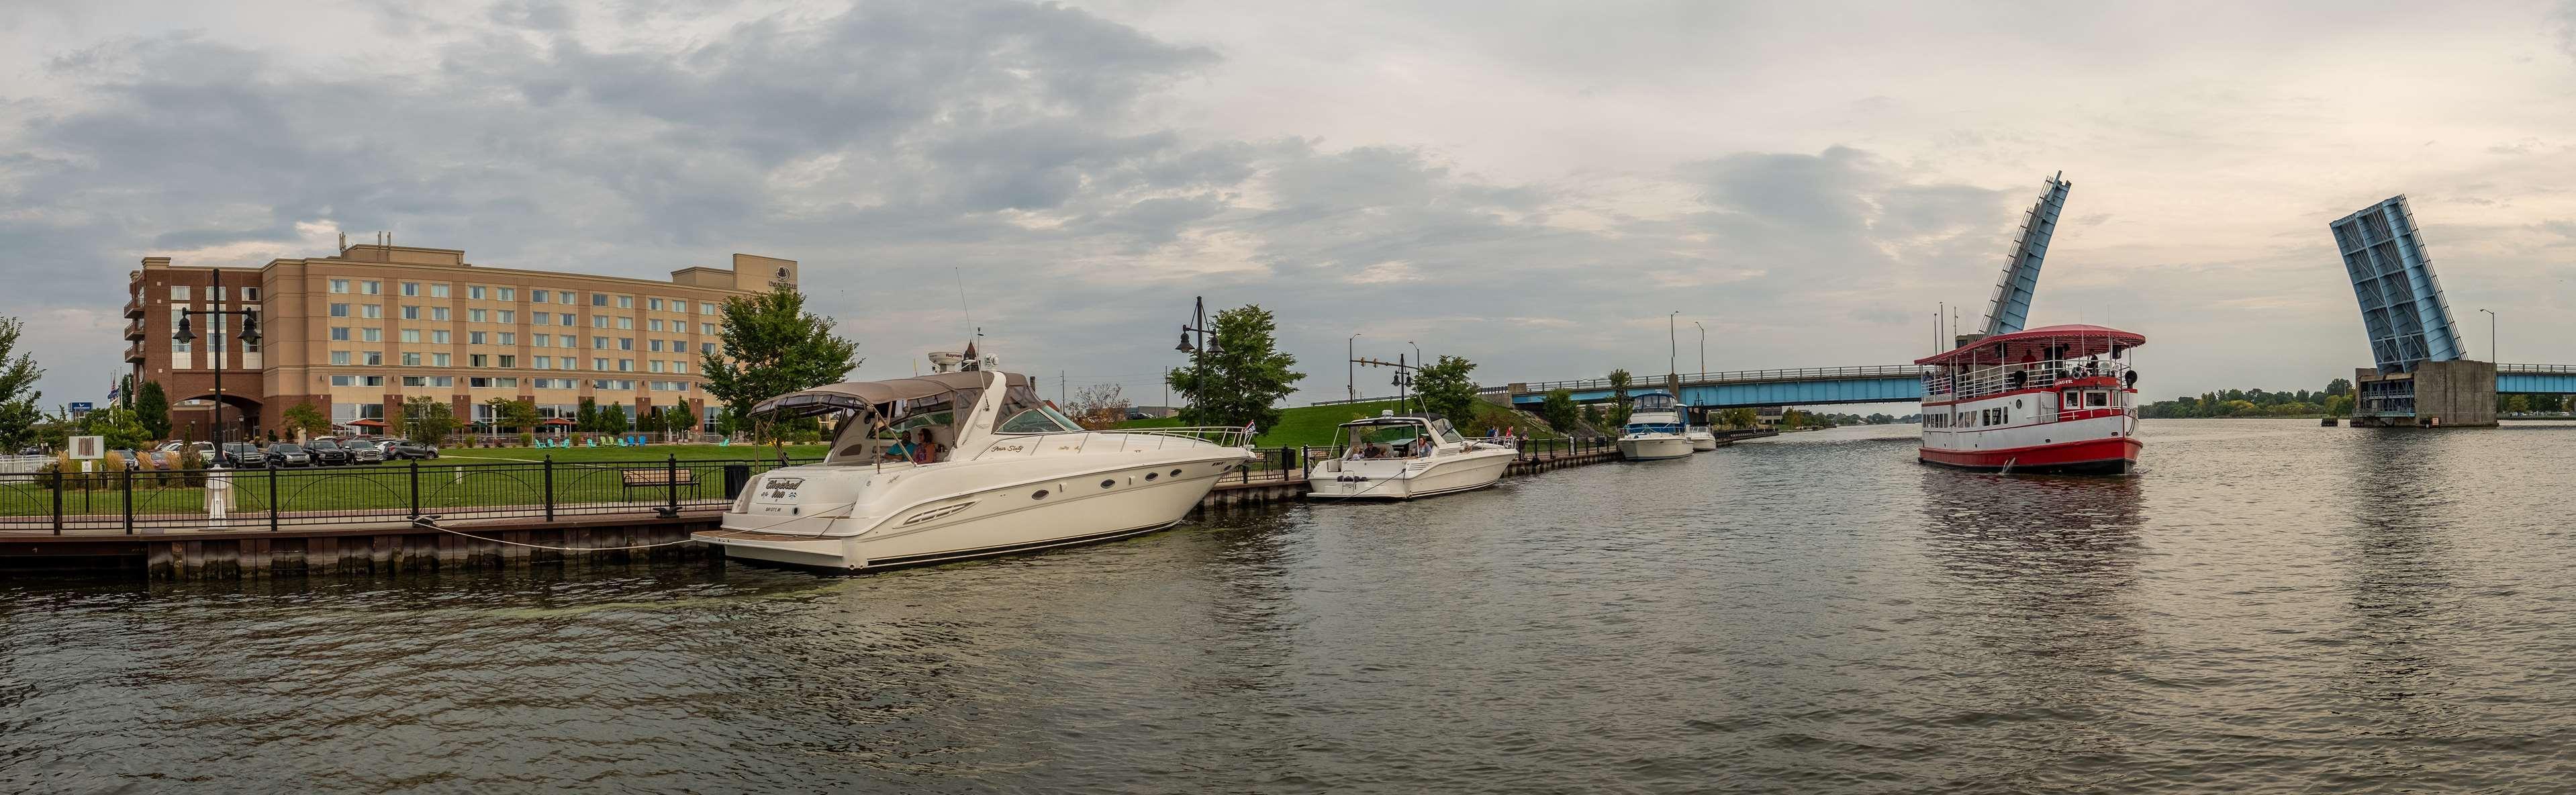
<box><xmin>953</xmin><ymin>267</ymin><xmax>975</xmax><ymax>342</ymax></box>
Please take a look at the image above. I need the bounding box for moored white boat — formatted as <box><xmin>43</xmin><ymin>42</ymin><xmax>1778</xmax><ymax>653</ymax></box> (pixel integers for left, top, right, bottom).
<box><xmin>693</xmin><ymin>367</ymin><xmax>1254</xmax><ymax>571</ymax></box>
<box><xmin>1307</xmin><ymin>412</ymin><xmax>1517</xmax><ymax>500</ymax></box>
<box><xmin>1617</xmin><ymin>392</ymin><xmax>1695</xmax><ymax>461</ymax></box>
<box><xmin>1686</xmin><ymin>426</ymin><xmax>1719</xmax><ymax>452</ymax></box>
<box><xmin>1917</xmin><ymin>324</ymin><xmax>2144</xmax><ymax>475</ymax></box>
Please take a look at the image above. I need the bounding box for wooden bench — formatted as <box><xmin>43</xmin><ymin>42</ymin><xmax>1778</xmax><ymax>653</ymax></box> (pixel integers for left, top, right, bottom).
<box><xmin>620</xmin><ymin>467</ymin><xmax>701</xmax><ymax>498</ymax></box>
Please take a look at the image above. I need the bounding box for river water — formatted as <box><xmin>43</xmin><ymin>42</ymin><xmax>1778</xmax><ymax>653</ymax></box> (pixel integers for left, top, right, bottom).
<box><xmin>5</xmin><ymin>418</ymin><xmax>2576</xmax><ymax>793</ymax></box>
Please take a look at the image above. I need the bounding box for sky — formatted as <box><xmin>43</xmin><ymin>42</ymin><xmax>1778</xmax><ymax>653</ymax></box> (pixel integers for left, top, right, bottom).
<box><xmin>4</xmin><ymin>0</ymin><xmax>2576</xmax><ymax>410</ymax></box>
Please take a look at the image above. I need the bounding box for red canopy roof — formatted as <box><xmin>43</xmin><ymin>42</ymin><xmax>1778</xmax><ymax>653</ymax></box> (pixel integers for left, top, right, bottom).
<box><xmin>344</xmin><ymin>418</ymin><xmax>389</xmax><ymax>428</ymax></box>
<box><xmin>541</xmin><ymin>418</ymin><xmax>577</xmax><ymax>425</ymax></box>
<box><xmin>1915</xmin><ymin>324</ymin><xmax>2146</xmax><ymax>366</ymax></box>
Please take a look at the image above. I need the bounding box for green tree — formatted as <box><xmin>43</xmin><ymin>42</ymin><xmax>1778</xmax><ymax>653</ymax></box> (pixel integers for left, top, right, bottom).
<box><xmin>1604</xmin><ymin>369</ymin><xmax>1633</xmax><ymax>428</ymax></box>
<box><xmin>1538</xmin><ymin>389</ymin><xmax>1580</xmax><ymax>433</ymax></box>
<box><xmin>601</xmin><ymin>402</ymin><xmax>629</xmax><ymax>432</ymax></box>
<box><xmin>2325</xmin><ymin>377</ymin><xmax>2352</xmax><ymax>397</ymax></box>
<box><xmin>0</xmin><ymin>318</ymin><xmax>44</xmax><ymax>451</ymax></box>
<box><xmin>1413</xmin><ymin>355</ymin><xmax>1480</xmax><ymax>422</ymax></box>
<box><xmin>1720</xmin><ymin>408</ymin><xmax>1758</xmax><ymax>428</ymax></box>
<box><xmin>281</xmin><ymin>401</ymin><xmax>332</xmax><ymax>439</ymax></box>
<box><xmin>577</xmin><ymin>398</ymin><xmax>599</xmax><ymax>433</ymax></box>
<box><xmin>1166</xmin><ymin>303</ymin><xmax>1304</xmax><ymax>430</ymax></box>
<box><xmin>1580</xmin><ymin>402</ymin><xmax>1603</xmax><ymax>429</ymax></box>
<box><xmin>401</xmin><ymin>396</ymin><xmax>457</xmax><ymax>445</ymax></box>
<box><xmin>2506</xmin><ymin>394</ymin><xmax>2532</xmax><ymax>414</ymax></box>
<box><xmin>132</xmin><ymin>381</ymin><xmax>171</xmax><ymax>441</ymax></box>
<box><xmin>661</xmin><ymin>401</ymin><xmax>699</xmax><ymax>435</ymax></box>
<box><xmin>2532</xmin><ymin>393</ymin><xmax>2565</xmax><ymax>413</ymax></box>
<box><xmin>701</xmin><ymin>284</ymin><xmax>863</xmax><ymax>440</ymax></box>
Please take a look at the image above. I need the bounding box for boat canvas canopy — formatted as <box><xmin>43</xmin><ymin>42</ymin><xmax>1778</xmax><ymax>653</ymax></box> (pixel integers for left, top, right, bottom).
<box><xmin>1915</xmin><ymin>324</ymin><xmax>2145</xmax><ymax>367</ymax></box>
<box><xmin>753</xmin><ymin>371</ymin><xmax>1035</xmax><ymax>422</ymax></box>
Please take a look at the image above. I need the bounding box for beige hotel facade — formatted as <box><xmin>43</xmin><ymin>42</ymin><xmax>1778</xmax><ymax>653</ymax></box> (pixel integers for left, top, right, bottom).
<box><xmin>124</xmin><ymin>242</ymin><xmax>796</xmax><ymax>440</ymax></box>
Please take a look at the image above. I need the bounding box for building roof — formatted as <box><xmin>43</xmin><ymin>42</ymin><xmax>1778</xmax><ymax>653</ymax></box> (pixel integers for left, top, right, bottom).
<box><xmin>1915</xmin><ymin>324</ymin><xmax>2145</xmax><ymax>365</ymax></box>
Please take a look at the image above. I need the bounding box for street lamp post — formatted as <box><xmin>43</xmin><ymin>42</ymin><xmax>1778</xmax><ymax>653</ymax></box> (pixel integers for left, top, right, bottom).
<box><xmin>171</xmin><ymin>271</ymin><xmax>261</xmax><ymax>455</ymax></box>
<box><xmin>1693</xmin><ymin>321</ymin><xmax>1706</xmax><ymax>375</ymax></box>
<box><xmin>1176</xmin><ymin>297</ymin><xmax>1223</xmax><ymax>422</ymax></box>
<box><xmin>1347</xmin><ymin>332</ymin><xmax>1363</xmax><ymax>402</ymax></box>
<box><xmin>1667</xmin><ymin>311</ymin><xmax>1679</xmax><ymax>381</ymax></box>
<box><xmin>2479</xmin><ymin>308</ymin><xmax>2497</xmax><ymax>364</ymax></box>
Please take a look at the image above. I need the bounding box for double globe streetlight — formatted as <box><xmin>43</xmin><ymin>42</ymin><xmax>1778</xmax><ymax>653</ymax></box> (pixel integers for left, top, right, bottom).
<box><xmin>171</xmin><ymin>279</ymin><xmax>261</xmax><ymax>452</ymax></box>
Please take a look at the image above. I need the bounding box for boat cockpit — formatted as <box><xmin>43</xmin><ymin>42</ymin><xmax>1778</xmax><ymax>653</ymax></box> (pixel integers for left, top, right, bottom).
<box><xmin>1338</xmin><ymin>414</ymin><xmax>1468</xmax><ymax>459</ymax></box>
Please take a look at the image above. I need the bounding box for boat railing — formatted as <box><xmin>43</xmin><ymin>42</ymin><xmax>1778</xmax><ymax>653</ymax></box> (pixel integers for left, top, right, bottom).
<box><xmin>1924</xmin><ymin>359</ymin><xmax>2132</xmax><ymax>402</ymax></box>
<box><xmin>987</xmin><ymin>426</ymin><xmax>1255</xmax><ymax>457</ymax></box>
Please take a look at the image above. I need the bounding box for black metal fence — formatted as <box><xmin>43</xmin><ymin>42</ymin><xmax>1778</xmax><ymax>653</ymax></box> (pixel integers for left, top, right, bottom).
<box><xmin>0</xmin><ymin>457</ymin><xmax>815</xmax><ymax>535</ymax></box>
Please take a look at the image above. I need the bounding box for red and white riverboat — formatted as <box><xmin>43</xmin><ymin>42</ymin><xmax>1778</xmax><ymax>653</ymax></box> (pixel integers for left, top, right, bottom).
<box><xmin>1915</xmin><ymin>324</ymin><xmax>2144</xmax><ymax>475</ymax></box>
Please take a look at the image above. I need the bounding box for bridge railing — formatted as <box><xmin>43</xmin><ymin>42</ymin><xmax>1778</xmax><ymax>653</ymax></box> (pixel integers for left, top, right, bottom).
<box><xmin>2498</xmin><ymin>363</ymin><xmax>2576</xmax><ymax>375</ymax></box>
<box><xmin>1502</xmin><ymin>365</ymin><xmax>1929</xmax><ymax>395</ymax></box>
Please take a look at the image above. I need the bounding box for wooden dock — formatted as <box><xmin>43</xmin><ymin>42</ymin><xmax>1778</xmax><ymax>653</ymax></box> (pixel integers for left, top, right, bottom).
<box><xmin>0</xmin><ymin>442</ymin><xmax>1641</xmax><ymax>581</ymax></box>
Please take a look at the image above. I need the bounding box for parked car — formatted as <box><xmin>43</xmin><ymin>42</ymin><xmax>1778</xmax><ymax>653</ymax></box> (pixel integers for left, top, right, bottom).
<box><xmin>346</xmin><ymin>440</ymin><xmax>385</xmax><ymax>464</ymax></box>
<box><xmin>113</xmin><ymin>449</ymin><xmax>141</xmax><ymax>469</ymax></box>
<box><xmin>218</xmin><ymin>442</ymin><xmax>267</xmax><ymax>469</ymax></box>
<box><xmin>152</xmin><ymin>441</ymin><xmax>184</xmax><ymax>454</ymax></box>
<box><xmin>386</xmin><ymin>440</ymin><xmax>440</xmax><ymax>460</ymax></box>
<box><xmin>264</xmin><ymin>443</ymin><xmax>312</xmax><ymax>468</ymax></box>
<box><xmin>304</xmin><ymin>438</ymin><xmax>354</xmax><ymax>466</ymax></box>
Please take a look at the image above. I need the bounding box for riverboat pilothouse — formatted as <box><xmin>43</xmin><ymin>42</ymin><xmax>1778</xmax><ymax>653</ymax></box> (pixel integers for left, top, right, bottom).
<box><xmin>1915</xmin><ymin>324</ymin><xmax>2144</xmax><ymax>475</ymax></box>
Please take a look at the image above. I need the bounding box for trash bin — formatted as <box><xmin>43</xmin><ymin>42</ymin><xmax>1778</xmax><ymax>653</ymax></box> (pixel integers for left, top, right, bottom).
<box><xmin>723</xmin><ymin>464</ymin><xmax>753</xmax><ymax>500</ymax></box>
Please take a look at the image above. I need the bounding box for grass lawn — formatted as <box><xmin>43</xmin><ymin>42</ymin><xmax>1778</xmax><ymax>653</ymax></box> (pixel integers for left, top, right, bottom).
<box><xmin>1114</xmin><ymin>400</ymin><xmax>1563</xmax><ymax>447</ymax></box>
<box><xmin>434</xmin><ymin>443</ymin><xmax>830</xmax><ymax>464</ymax></box>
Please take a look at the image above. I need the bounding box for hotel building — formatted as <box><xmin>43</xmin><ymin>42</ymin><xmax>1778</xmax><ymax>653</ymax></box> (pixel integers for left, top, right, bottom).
<box><xmin>124</xmin><ymin>242</ymin><xmax>796</xmax><ymax>440</ymax></box>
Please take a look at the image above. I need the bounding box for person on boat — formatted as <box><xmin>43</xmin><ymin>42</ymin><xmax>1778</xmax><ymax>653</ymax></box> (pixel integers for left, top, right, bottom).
<box><xmin>1415</xmin><ymin>434</ymin><xmax>1437</xmax><ymax>458</ymax></box>
<box><xmin>881</xmin><ymin>430</ymin><xmax>916</xmax><ymax>462</ymax></box>
<box><xmin>909</xmin><ymin>429</ymin><xmax>944</xmax><ymax>464</ymax></box>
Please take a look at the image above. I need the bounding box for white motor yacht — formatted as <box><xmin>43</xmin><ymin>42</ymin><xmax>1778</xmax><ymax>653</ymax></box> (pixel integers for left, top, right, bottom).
<box><xmin>1616</xmin><ymin>392</ymin><xmax>1695</xmax><ymax>461</ymax></box>
<box><xmin>694</xmin><ymin>369</ymin><xmax>1255</xmax><ymax>571</ymax></box>
<box><xmin>1307</xmin><ymin>412</ymin><xmax>1518</xmax><ymax>500</ymax></box>
<box><xmin>1686</xmin><ymin>426</ymin><xmax>1719</xmax><ymax>452</ymax></box>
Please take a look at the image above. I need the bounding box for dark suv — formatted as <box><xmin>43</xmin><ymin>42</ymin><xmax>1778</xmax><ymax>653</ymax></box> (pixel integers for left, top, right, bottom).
<box><xmin>264</xmin><ymin>443</ymin><xmax>313</xmax><ymax>468</ymax></box>
<box><xmin>385</xmin><ymin>440</ymin><xmax>440</xmax><ymax>460</ymax></box>
<box><xmin>304</xmin><ymin>438</ymin><xmax>354</xmax><ymax>466</ymax></box>
<box><xmin>218</xmin><ymin>442</ymin><xmax>267</xmax><ymax>469</ymax></box>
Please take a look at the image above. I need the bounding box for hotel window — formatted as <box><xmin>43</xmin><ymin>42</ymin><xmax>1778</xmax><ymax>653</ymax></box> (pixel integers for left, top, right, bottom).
<box><xmin>330</xmin><ymin>326</ymin><xmax>350</xmax><ymax>341</ymax></box>
<box><xmin>469</xmin><ymin>377</ymin><xmax>492</xmax><ymax>389</ymax></box>
<box><xmin>669</xmin><ymin>297</ymin><xmax>685</xmax><ymax>312</ymax></box>
<box><xmin>169</xmin><ymin>285</ymin><xmax>190</xmax><ymax>301</ymax></box>
<box><xmin>432</xmin><ymin>353</ymin><xmax>451</xmax><ymax>367</ymax></box>
<box><xmin>592</xmin><ymin>358</ymin><xmax>608</xmax><ymax>371</ymax></box>
<box><xmin>469</xmin><ymin>332</ymin><xmax>487</xmax><ymax>345</ymax></box>
<box><xmin>669</xmin><ymin>338</ymin><xmax>683</xmax><ymax>351</ymax></box>
<box><xmin>533</xmin><ymin>335</ymin><xmax>551</xmax><ymax>348</ymax></box>
<box><xmin>363</xmin><ymin>352</ymin><xmax>383</xmax><ymax>366</ymax></box>
<box><xmin>648</xmin><ymin>298</ymin><xmax>664</xmax><ymax>312</ymax></box>
<box><xmin>470</xmin><ymin>355</ymin><xmax>488</xmax><ymax>367</ymax></box>
<box><xmin>401</xmin><ymin>353</ymin><xmax>421</xmax><ymax>366</ymax></box>
<box><xmin>559</xmin><ymin>291</ymin><xmax>574</xmax><ymax>305</ymax></box>
<box><xmin>591</xmin><ymin>293</ymin><xmax>608</xmax><ymax>307</ymax></box>
<box><xmin>592</xmin><ymin>336</ymin><xmax>608</xmax><ymax>350</ymax></box>
<box><xmin>330</xmin><ymin>351</ymin><xmax>350</xmax><ymax>365</ymax></box>
<box><xmin>618</xmin><ymin>337</ymin><xmax>634</xmax><ymax>350</ymax></box>
<box><xmin>401</xmin><ymin>329</ymin><xmax>421</xmax><ymax>343</ymax></box>
<box><xmin>701</xmin><ymin>342</ymin><xmax>716</xmax><ymax>355</ymax></box>
<box><xmin>430</xmin><ymin>376</ymin><xmax>455</xmax><ymax>387</ymax></box>
<box><xmin>532</xmin><ymin>289</ymin><xmax>549</xmax><ymax>303</ymax></box>
<box><xmin>616</xmin><ymin>317</ymin><xmax>633</xmax><ymax>330</ymax></box>
<box><xmin>498</xmin><ymin>332</ymin><xmax>515</xmax><ymax>345</ymax></box>
<box><xmin>430</xmin><ymin>284</ymin><xmax>448</xmax><ymax>298</ymax></box>
<box><xmin>700</xmin><ymin>323</ymin><xmax>716</xmax><ymax>335</ymax></box>
<box><xmin>401</xmin><ymin>306</ymin><xmax>420</xmax><ymax>320</ymax></box>
<box><xmin>469</xmin><ymin>309</ymin><xmax>487</xmax><ymax>322</ymax></box>
<box><xmin>330</xmin><ymin>303</ymin><xmax>350</xmax><ymax>318</ymax></box>
<box><xmin>468</xmin><ymin>286</ymin><xmax>485</xmax><ymax>300</ymax></box>
<box><xmin>497</xmin><ymin>287</ymin><xmax>515</xmax><ymax>301</ymax></box>
<box><xmin>330</xmin><ymin>279</ymin><xmax>350</xmax><ymax>294</ymax></box>
<box><xmin>617</xmin><ymin>295</ymin><xmax>633</xmax><ymax>309</ymax></box>
<box><xmin>649</xmin><ymin>319</ymin><xmax>664</xmax><ymax>332</ymax></box>
<box><xmin>617</xmin><ymin>359</ymin><xmax>633</xmax><ymax>372</ymax></box>
<box><xmin>402</xmin><ymin>376</ymin><xmax>427</xmax><ymax>387</ymax></box>
<box><xmin>360</xmin><ymin>281</ymin><xmax>381</xmax><ymax>295</ymax></box>
<box><xmin>534</xmin><ymin>356</ymin><xmax>552</xmax><ymax>369</ymax></box>
<box><xmin>558</xmin><ymin>334</ymin><xmax>575</xmax><ymax>347</ymax></box>
<box><xmin>699</xmin><ymin>302</ymin><xmax>716</xmax><ymax>314</ymax></box>
<box><xmin>401</xmin><ymin>282</ymin><xmax>419</xmax><ymax>297</ymax></box>
<box><xmin>591</xmin><ymin>316</ymin><xmax>608</xmax><ymax>328</ymax></box>
<box><xmin>533</xmin><ymin>313</ymin><xmax>551</xmax><ymax>326</ymax></box>
<box><xmin>244</xmin><ymin>287</ymin><xmax>260</xmax><ymax>301</ymax></box>
<box><xmin>673</xmin><ymin>361</ymin><xmax>689</xmax><ymax>375</ymax></box>
<box><xmin>330</xmin><ymin>375</ymin><xmax>356</xmax><ymax>387</ymax></box>
<box><xmin>361</xmin><ymin>304</ymin><xmax>383</xmax><ymax>319</ymax></box>
<box><xmin>648</xmin><ymin>361</ymin><xmax>665</xmax><ymax>373</ymax></box>
<box><xmin>431</xmin><ymin>330</ymin><xmax>450</xmax><ymax>344</ymax></box>
<box><xmin>432</xmin><ymin>307</ymin><xmax>449</xmax><ymax>321</ymax></box>
<box><xmin>361</xmin><ymin>328</ymin><xmax>382</xmax><ymax>342</ymax></box>
<box><xmin>499</xmin><ymin>355</ymin><xmax>516</xmax><ymax>368</ymax></box>
<box><xmin>557</xmin><ymin>313</ymin><xmax>574</xmax><ymax>326</ymax></box>
<box><xmin>649</xmin><ymin>340</ymin><xmax>665</xmax><ymax>353</ymax></box>
<box><xmin>497</xmin><ymin>310</ymin><xmax>514</xmax><ymax>324</ymax></box>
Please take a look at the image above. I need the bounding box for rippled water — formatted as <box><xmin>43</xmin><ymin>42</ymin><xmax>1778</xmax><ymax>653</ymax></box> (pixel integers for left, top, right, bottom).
<box><xmin>7</xmin><ymin>419</ymin><xmax>2576</xmax><ymax>792</ymax></box>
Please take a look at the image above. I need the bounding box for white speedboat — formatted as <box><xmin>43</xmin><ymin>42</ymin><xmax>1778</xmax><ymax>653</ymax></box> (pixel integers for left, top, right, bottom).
<box><xmin>694</xmin><ymin>369</ymin><xmax>1255</xmax><ymax>571</ymax></box>
<box><xmin>1686</xmin><ymin>426</ymin><xmax>1719</xmax><ymax>452</ymax></box>
<box><xmin>1616</xmin><ymin>392</ymin><xmax>1695</xmax><ymax>461</ymax></box>
<box><xmin>1307</xmin><ymin>412</ymin><xmax>1518</xmax><ymax>500</ymax></box>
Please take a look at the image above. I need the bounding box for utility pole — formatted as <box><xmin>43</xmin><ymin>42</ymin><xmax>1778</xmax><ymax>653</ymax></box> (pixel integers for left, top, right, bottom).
<box><xmin>1059</xmin><ymin>370</ymin><xmax>1067</xmax><ymax>407</ymax></box>
<box><xmin>1347</xmin><ymin>332</ymin><xmax>1363</xmax><ymax>402</ymax></box>
<box><xmin>1667</xmin><ymin>311</ymin><xmax>1678</xmax><ymax>381</ymax></box>
<box><xmin>1693</xmin><ymin>321</ymin><xmax>1705</xmax><ymax>375</ymax></box>
<box><xmin>2480</xmin><ymin>308</ymin><xmax>2497</xmax><ymax>363</ymax></box>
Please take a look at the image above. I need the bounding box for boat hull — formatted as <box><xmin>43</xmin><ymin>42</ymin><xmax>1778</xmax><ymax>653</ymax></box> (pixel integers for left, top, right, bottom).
<box><xmin>1917</xmin><ymin>436</ymin><xmax>2141</xmax><ymax>475</ymax></box>
<box><xmin>1306</xmin><ymin>448</ymin><xmax>1515</xmax><ymax>500</ymax></box>
<box><xmin>697</xmin><ymin>451</ymin><xmax>1247</xmax><ymax>572</ymax></box>
<box><xmin>1619</xmin><ymin>435</ymin><xmax>1695</xmax><ymax>461</ymax></box>
<box><xmin>1687</xmin><ymin>432</ymin><xmax>1719</xmax><ymax>452</ymax></box>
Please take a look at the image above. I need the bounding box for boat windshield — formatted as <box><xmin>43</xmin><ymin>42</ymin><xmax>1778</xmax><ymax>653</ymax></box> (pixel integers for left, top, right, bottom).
<box><xmin>828</xmin><ymin>396</ymin><xmax>965</xmax><ymax>464</ymax></box>
<box><xmin>1631</xmin><ymin>393</ymin><xmax>1677</xmax><ymax>412</ymax></box>
<box><xmin>1343</xmin><ymin>420</ymin><xmax>1437</xmax><ymax>457</ymax></box>
<box><xmin>990</xmin><ymin>385</ymin><xmax>1082</xmax><ymax>434</ymax></box>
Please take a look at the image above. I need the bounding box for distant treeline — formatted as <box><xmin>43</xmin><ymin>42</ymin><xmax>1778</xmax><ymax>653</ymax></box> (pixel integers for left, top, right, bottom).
<box><xmin>2140</xmin><ymin>379</ymin><xmax>2354</xmax><ymax>418</ymax></box>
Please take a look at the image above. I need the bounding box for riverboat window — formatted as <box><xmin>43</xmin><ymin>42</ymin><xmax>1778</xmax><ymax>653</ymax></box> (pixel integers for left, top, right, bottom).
<box><xmin>2087</xmin><ymin>391</ymin><xmax>2109</xmax><ymax>407</ymax></box>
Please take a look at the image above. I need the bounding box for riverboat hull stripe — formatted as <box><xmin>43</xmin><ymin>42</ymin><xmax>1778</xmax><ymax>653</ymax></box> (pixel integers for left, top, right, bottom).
<box><xmin>1917</xmin><ymin>436</ymin><xmax>2141</xmax><ymax>474</ymax></box>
